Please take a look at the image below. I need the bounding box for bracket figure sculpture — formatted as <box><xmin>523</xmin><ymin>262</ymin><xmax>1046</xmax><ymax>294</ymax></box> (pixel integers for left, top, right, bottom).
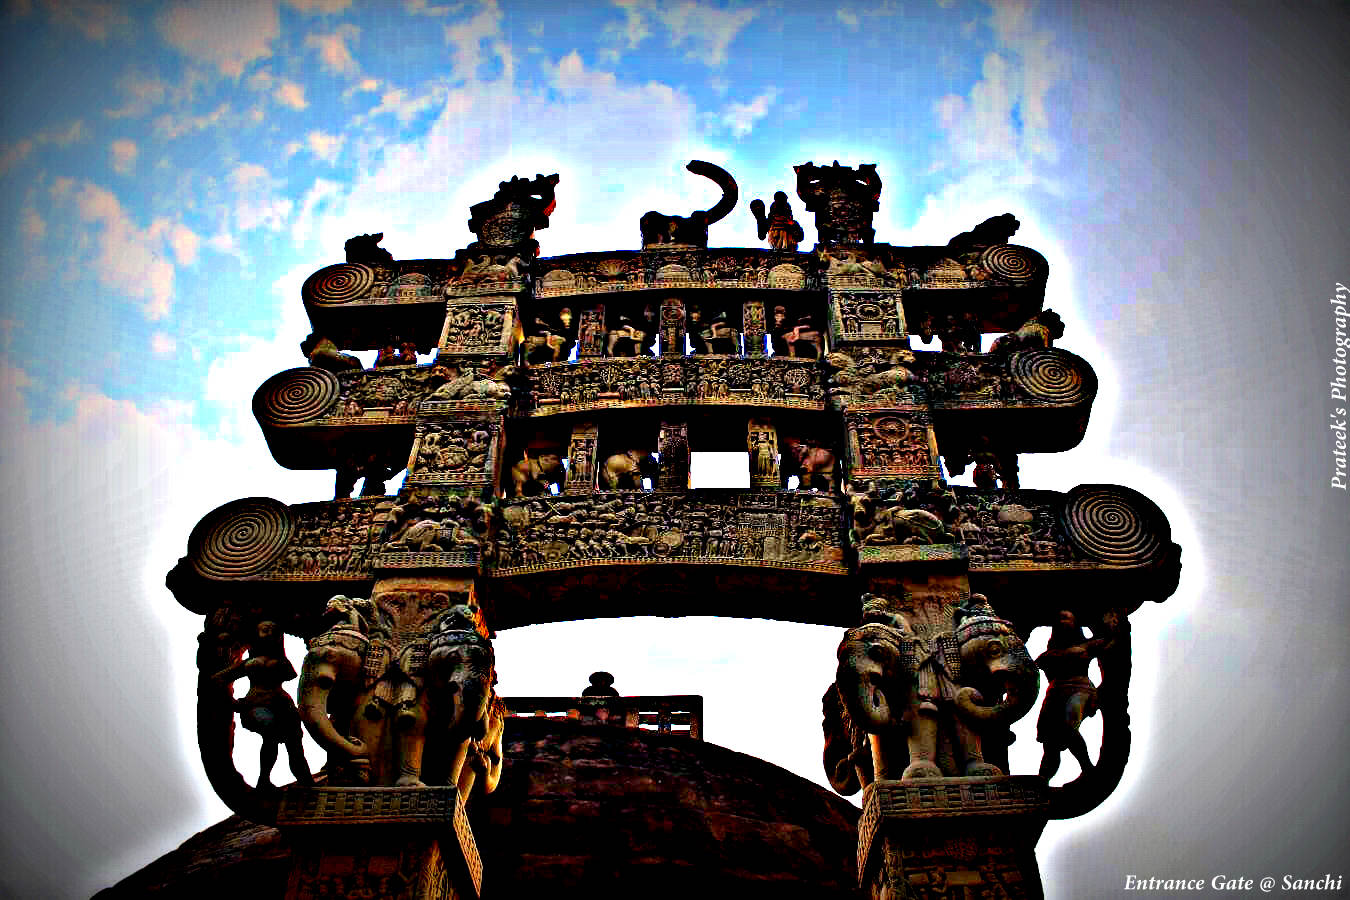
<box><xmin>211</xmin><ymin>619</ymin><xmax>313</xmax><ymax>791</ymax></box>
<box><xmin>297</xmin><ymin>594</ymin><xmax>502</xmax><ymax>799</ymax></box>
<box><xmin>640</xmin><ymin>160</ymin><xmax>739</xmax><ymax>248</ymax></box>
<box><xmin>823</xmin><ymin>593</ymin><xmax>1038</xmax><ymax>790</ymax></box>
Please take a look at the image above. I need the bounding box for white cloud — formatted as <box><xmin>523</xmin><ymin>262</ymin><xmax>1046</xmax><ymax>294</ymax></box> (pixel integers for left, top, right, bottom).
<box><xmin>359</xmin><ymin>84</ymin><xmax>450</xmax><ymax>125</ymax></box>
<box><xmin>720</xmin><ymin>87</ymin><xmax>777</xmax><ymax>138</ymax></box>
<box><xmin>163</xmin><ymin>221</ymin><xmax>200</xmax><ymax>265</ymax></box>
<box><xmin>305</xmin><ymin>130</ymin><xmax>344</xmax><ymax>163</ymax></box>
<box><xmin>0</xmin><ymin>139</ymin><xmax>34</xmax><ymax>175</ymax></box>
<box><xmin>604</xmin><ymin>0</ymin><xmax>756</xmax><ymax>67</ymax></box>
<box><xmin>110</xmin><ymin>138</ymin><xmax>138</xmax><ymax>175</ymax></box>
<box><xmin>305</xmin><ymin>24</ymin><xmax>360</xmax><ymax>74</ymax></box>
<box><xmin>50</xmin><ymin>178</ymin><xmax>179</xmax><ymax>320</ymax></box>
<box><xmin>285</xmin><ymin>0</ymin><xmax>351</xmax><ymax>12</ymax></box>
<box><xmin>157</xmin><ymin>0</ymin><xmax>280</xmax><ymax>77</ymax></box>
<box><xmin>274</xmin><ymin>79</ymin><xmax>308</xmax><ymax>110</ymax></box>
<box><xmin>38</xmin><ymin>0</ymin><xmax>129</xmax><ymax>40</ymax></box>
<box><xmin>104</xmin><ymin>72</ymin><xmax>170</xmax><ymax>119</ymax></box>
<box><xmin>405</xmin><ymin>0</ymin><xmax>455</xmax><ymax>15</ymax></box>
<box><xmin>444</xmin><ymin>0</ymin><xmax>505</xmax><ymax>83</ymax></box>
<box><xmin>150</xmin><ymin>331</ymin><xmax>177</xmax><ymax>357</ymax></box>
<box><xmin>227</xmin><ymin>162</ymin><xmax>293</xmax><ymax>233</ymax></box>
<box><xmin>153</xmin><ymin>103</ymin><xmax>231</xmax><ymax>139</ymax></box>
<box><xmin>21</xmin><ymin>206</ymin><xmax>46</xmax><ymax>240</ymax></box>
<box><xmin>836</xmin><ymin>7</ymin><xmax>859</xmax><ymax>27</ymax></box>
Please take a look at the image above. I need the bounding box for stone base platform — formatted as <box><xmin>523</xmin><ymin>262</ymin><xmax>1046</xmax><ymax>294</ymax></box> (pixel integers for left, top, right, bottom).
<box><xmin>860</xmin><ymin>777</ymin><xmax>1049</xmax><ymax>900</ymax></box>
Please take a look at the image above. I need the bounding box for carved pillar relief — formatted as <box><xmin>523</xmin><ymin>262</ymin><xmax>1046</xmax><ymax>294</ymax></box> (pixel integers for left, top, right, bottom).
<box><xmin>406</xmin><ymin>416</ymin><xmax>504</xmax><ymax>491</ymax></box>
<box><xmin>564</xmin><ymin>422</ymin><xmax>600</xmax><ymax>495</ymax></box>
<box><xmin>659</xmin><ymin>296</ymin><xmax>687</xmax><ymax>357</ymax></box>
<box><xmin>576</xmin><ymin>307</ymin><xmax>606</xmax><ymax>358</ymax></box>
<box><xmin>844</xmin><ymin>410</ymin><xmax>940</xmax><ymax>482</ymax></box>
<box><xmin>747</xmin><ymin>418</ymin><xmax>780</xmax><ymax>490</ymax></box>
<box><xmin>438</xmin><ymin>299</ymin><xmax>519</xmax><ymax>361</ymax></box>
<box><xmin>827</xmin><ymin>290</ymin><xmax>907</xmax><ymax>349</ymax></box>
<box><xmin>657</xmin><ymin>420</ymin><xmax>690</xmax><ymax>491</ymax></box>
<box><xmin>742</xmin><ymin>299</ymin><xmax>767</xmax><ymax>357</ymax></box>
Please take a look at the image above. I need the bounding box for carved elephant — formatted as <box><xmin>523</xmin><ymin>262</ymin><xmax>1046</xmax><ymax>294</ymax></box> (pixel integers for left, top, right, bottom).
<box><xmin>823</xmin><ymin>606</ymin><xmax>1038</xmax><ymax>789</ymax></box>
<box><xmin>297</xmin><ymin>597</ymin><xmax>502</xmax><ymax>798</ymax></box>
<box><xmin>602</xmin><ymin>449</ymin><xmax>648</xmax><ymax>489</ymax></box>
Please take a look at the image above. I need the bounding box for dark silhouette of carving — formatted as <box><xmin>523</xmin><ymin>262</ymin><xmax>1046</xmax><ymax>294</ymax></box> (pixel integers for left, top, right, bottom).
<box><xmin>640</xmin><ymin>160</ymin><xmax>738</xmax><ymax>248</ymax></box>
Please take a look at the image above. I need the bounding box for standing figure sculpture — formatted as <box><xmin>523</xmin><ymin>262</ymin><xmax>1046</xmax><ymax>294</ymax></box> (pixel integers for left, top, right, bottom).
<box><xmin>1036</xmin><ymin>609</ymin><xmax>1114</xmax><ymax>780</ymax></box>
<box><xmin>212</xmin><ymin>620</ymin><xmax>312</xmax><ymax>790</ymax></box>
<box><xmin>750</xmin><ymin>191</ymin><xmax>804</xmax><ymax>251</ymax></box>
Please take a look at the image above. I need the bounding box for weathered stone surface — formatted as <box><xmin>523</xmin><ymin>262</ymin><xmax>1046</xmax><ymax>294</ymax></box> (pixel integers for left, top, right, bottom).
<box><xmin>96</xmin><ymin>718</ymin><xmax>859</xmax><ymax>899</ymax></box>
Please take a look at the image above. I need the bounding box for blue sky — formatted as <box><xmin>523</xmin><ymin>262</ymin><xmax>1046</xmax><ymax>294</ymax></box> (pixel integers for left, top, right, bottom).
<box><xmin>1</xmin><ymin>1</ymin><xmax>1347</xmax><ymax>898</ymax></box>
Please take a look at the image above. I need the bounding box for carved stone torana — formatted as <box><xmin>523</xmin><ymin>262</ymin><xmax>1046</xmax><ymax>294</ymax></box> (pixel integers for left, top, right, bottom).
<box><xmin>491</xmin><ymin>491</ymin><xmax>845</xmax><ymax>574</ymax></box>
<box><xmin>524</xmin><ymin>357</ymin><xmax>825</xmax><ymax>415</ymax></box>
<box><xmin>795</xmin><ymin>161</ymin><xmax>882</xmax><ymax>244</ymax></box>
<box><xmin>167</xmin><ymin>160</ymin><xmax>1182</xmax><ymax>900</ymax></box>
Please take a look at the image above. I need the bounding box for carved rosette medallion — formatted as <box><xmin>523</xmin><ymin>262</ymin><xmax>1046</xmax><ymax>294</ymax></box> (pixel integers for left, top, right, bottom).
<box><xmin>254</xmin><ymin>368</ymin><xmax>342</xmax><ymax>427</ymax></box>
<box><xmin>1059</xmin><ymin>484</ymin><xmax>1171</xmax><ymax>566</ymax></box>
<box><xmin>187</xmin><ymin>497</ymin><xmax>295</xmax><ymax>579</ymax></box>
<box><xmin>978</xmin><ymin>243</ymin><xmax>1047</xmax><ymax>284</ymax></box>
<box><xmin>302</xmin><ymin>263</ymin><xmax>376</xmax><ymax>305</ymax></box>
<box><xmin>1009</xmin><ymin>349</ymin><xmax>1095</xmax><ymax>405</ymax></box>
<box><xmin>828</xmin><ymin>290</ymin><xmax>907</xmax><ymax>345</ymax></box>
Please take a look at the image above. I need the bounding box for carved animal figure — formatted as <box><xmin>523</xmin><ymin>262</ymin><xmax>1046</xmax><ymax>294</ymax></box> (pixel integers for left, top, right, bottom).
<box><xmin>427</xmin><ymin>367</ymin><xmax>512</xmax><ymax>401</ymax></box>
<box><xmin>989</xmin><ymin>309</ymin><xmax>1065</xmax><ymax>355</ymax></box>
<box><xmin>783</xmin><ymin>438</ymin><xmax>835</xmax><ymax>492</ymax></box>
<box><xmin>823</xmin><ymin>351</ymin><xmax>919</xmax><ymax>399</ymax></box>
<box><xmin>946</xmin><ymin>213</ymin><xmax>1020</xmax><ymax>250</ymax></box>
<box><xmin>846</xmin><ymin>487</ymin><xmax>954</xmax><ymax>546</ymax></box>
<box><xmin>602</xmin><ymin>449</ymin><xmax>648</xmax><ymax>489</ymax></box>
<box><xmin>822</xmin><ymin>598</ymin><xmax>1038</xmax><ymax>788</ymax></box>
<box><xmin>511</xmin><ymin>452</ymin><xmax>564</xmax><ymax>496</ymax></box>
<box><xmin>640</xmin><ymin>160</ymin><xmax>738</xmax><ymax>248</ymax></box>
<box><xmin>298</xmin><ymin>599</ymin><xmax>502</xmax><ymax>792</ymax></box>
<box><xmin>300</xmin><ymin>333</ymin><xmax>363</xmax><ymax>372</ymax></box>
<box><xmin>345</xmin><ymin>232</ymin><xmax>394</xmax><ymax>264</ymax></box>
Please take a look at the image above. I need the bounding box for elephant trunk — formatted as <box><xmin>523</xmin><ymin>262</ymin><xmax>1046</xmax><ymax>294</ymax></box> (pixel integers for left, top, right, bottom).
<box><xmin>297</xmin><ymin>655</ymin><xmax>366</xmax><ymax>759</ymax></box>
<box><xmin>955</xmin><ymin>671</ymin><xmax>1036</xmax><ymax>726</ymax></box>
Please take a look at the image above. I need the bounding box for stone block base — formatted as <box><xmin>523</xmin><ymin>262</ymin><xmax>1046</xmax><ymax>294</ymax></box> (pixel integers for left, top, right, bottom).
<box><xmin>859</xmin><ymin>777</ymin><xmax>1049</xmax><ymax>900</ymax></box>
<box><xmin>278</xmin><ymin>786</ymin><xmax>480</xmax><ymax>900</ymax></box>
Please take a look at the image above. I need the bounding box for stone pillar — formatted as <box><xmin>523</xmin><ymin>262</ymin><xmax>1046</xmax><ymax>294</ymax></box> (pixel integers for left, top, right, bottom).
<box><xmin>659</xmin><ymin>297</ymin><xmax>686</xmax><ymax>356</ymax></box>
<box><xmin>564</xmin><ymin>422</ymin><xmax>599</xmax><ymax>495</ymax></box>
<box><xmin>576</xmin><ymin>306</ymin><xmax>606</xmax><ymax>358</ymax></box>
<box><xmin>859</xmin><ymin>778</ymin><xmax>1048</xmax><ymax>900</ymax></box>
<box><xmin>742</xmin><ymin>299</ymin><xmax>766</xmax><ymax>357</ymax></box>
<box><xmin>278</xmin><ymin>786</ymin><xmax>482</xmax><ymax>900</ymax></box>
<box><xmin>747</xmin><ymin>418</ymin><xmax>780</xmax><ymax>490</ymax></box>
<box><xmin>657</xmin><ymin>420</ymin><xmax>689</xmax><ymax>491</ymax></box>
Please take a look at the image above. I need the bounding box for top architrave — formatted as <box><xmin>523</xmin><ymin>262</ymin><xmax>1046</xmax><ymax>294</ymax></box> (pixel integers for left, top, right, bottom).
<box><xmin>300</xmin><ymin>242</ymin><xmax>1049</xmax><ymax>355</ymax></box>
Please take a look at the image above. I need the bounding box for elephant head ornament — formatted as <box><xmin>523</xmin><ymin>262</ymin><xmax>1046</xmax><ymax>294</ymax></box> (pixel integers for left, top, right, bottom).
<box><xmin>297</xmin><ymin>594</ymin><xmax>502</xmax><ymax>802</ymax></box>
<box><xmin>823</xmin><ymin>595</ymin><xmax>1038</xmax><ymax>789</ymax></box>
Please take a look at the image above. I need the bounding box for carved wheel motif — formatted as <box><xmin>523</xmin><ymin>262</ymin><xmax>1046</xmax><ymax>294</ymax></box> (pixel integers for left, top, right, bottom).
<box><xmin>978</xmin><ymin>244</ymin><xmax>1045</xmax><ymax>283</ymax></box>
<box><xmin>302</xmin><ymin>263</ymin><xmax>376</xmax><ymax>305</ymax></box>
<box><xmin>188</xmin><ymin>497</ymin><xmax>293</xmax><ymax>578</ymax></box>
<box><xmin>1009</xmin><ymin>349</ymin><xmax>1091</xmax><ymax>404</ymax></box>
<box><xmin>1060</xmin><ymin>485</ymin><xmax>1169</xmax><ymax>566</ymax></box>
<box><xmin>253</xmin><ymin>367</ymin><xmax>342</xmax><ymax>425</ymax></box>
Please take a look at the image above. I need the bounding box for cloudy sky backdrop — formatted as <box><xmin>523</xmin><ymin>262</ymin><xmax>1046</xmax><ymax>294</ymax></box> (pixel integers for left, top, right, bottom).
<box><xmin>1</xmin><ymin>1</ymin><xmax>1346</xmax><ymax>897</ymax></box>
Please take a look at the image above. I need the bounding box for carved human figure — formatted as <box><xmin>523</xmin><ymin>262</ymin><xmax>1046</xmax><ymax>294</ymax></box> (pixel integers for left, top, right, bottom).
<box><xmin>749</xmin><ymin>191</ymin><xmax>804</xmax><ymax>251</ymax></box>
<box><xmin>212</xmin><ymin>619</ymin><xmax>313</xmax><ymax>789</ymax></box>
<box><xmin>1035</xmin><ymin>609</ymin><xmax>1113</xmax><ymax>779</ymax></box>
